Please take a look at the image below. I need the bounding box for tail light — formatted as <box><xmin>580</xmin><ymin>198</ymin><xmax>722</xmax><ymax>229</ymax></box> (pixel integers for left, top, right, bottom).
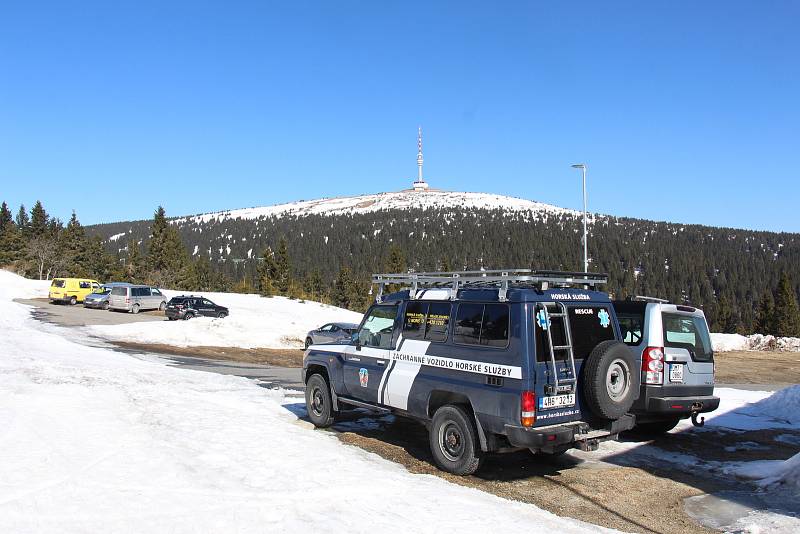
<box><xmin>642</xmin><ymin>346</ymin><xmax>664</xmax><ymax>385</ymax></box>
<box><xmin>521</xmin><ymin>391</ymin><xmax>536</xmax><ymax>427</ymax></box>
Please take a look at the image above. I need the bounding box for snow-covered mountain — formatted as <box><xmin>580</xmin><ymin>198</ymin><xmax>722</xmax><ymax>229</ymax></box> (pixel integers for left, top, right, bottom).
<box><xmin>177</xmin><ymin>190</ymin><xmax>579</xmax><ymax>224</ymax></box>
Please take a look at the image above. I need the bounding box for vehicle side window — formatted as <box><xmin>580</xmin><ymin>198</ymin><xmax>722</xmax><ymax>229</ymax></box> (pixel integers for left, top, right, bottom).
<box><xmin>192</xmin><ymin>299</ymin><xmax>202</xmax><ymax>307</ymax></box>
<box><xmin>319</xmin><ymin>324</ymin><xmax>333</xmax><ymax>332</ymax></box>
<box><xmin>535</xmin><ymin>307</ymin><xmax>568</xmax><ymax>362</ymax></box>
<box><xmin>617</xmin><ymin>313</ymin><xmax>644</xmax><ymax>346</ymax></box>
<box><xmin>79</xmin><ymin>281</ymin><xmax>91</xmax><ymax>289</ymax></box>
<box><xmin>111</xmin><ymin>287</ymin><xmax>127</xmax><ymax>296</ymax></box>
<box><xmin>152</xmin><ymin>289</ymin><xmax>163</xmax><ymax>296</ymax></box>
<box><xmin>403</xmin><ymin>301</ymin><xmax>451</xmax><ymax>342</ymax></box>
<box><xmin>202</xmin><ymin>299</ymin><xmax>213</xmax><ymax>306</ymax></box>
<box><xmin>358</xmin><ymin>305</ymin><xmax>398</xmax><ymax>349</ymax></box>
<box><xmin>453</xmin><ymin>303</ymin><xmax>509</xmax><ymax>347</ymax></box>
<box><xmin>330</xmin><ymin>325</ymin><xmax>340</xmax><ymax>332</ymax></box>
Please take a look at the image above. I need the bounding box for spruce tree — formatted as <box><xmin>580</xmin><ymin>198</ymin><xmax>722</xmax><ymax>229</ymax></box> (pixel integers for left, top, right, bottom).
<box><xmin>333</xmin><ymin>267</ymin><xmax>354</xmax><ymax>309</ymax></box>
<box><xmin>59</xmin><ymin>211</ymin><xmax>88</xmax><ymax>276</ymax></box>
<box><xmin>125</xmin><ymin>239</ymin><xmax>144</xmax><ymax>282</ymax></box>
<box><xmin>753</xmin><ymin>290</ymin><xmax>775</xmax><ymax>335</ymax></box>
<box><xmin>0</xmin><ymin>202</ymin><xmax>23</xmax><ymax>264</ymax></box>
<box><xmin>275</xmin><ymin>237</ymin><xmax>291</xmax><ymax>293</ymax></box>
<box><xmin>773</xmin><ymin>272</ymin><xmax>800</xmax><ymax>337</ymax></box>
<box><xmin>29</xmin><ymin>201</ymin><xmax>49</xmax><ymax>238</ymax></box>
<box><xmin>257</xmin><ymin>246</ymin><xmax>278</xmax><ymax>296</ymax></box>
<box><xmin>145</xmin><ymin>206</ymin><xmax>190</xmax><ymax>288</ymax></box>
<box><xmin>15</xmin><ymin>204</ymin><xmax>29</xmax><ymax>231</ymax></box>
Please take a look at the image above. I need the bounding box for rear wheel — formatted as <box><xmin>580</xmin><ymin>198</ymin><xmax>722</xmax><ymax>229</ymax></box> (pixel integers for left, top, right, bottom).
<box><xmin>69</xmin><ymin>296</ymin><xmax>77</xmax><ymax>306</ymax></box>
<box><xmin>429</xmin><ymin>405</ymin><xmax>483</xmax><ymax>475</ymax></box>
<box><xmin>131</xmin><ymin>303</ymin><xmax>140</xmax><ymax>314</ymax></box>
<box><xmin>305</xmin><ymin>374</ymin><xmax>336</xmax><ymax>427</ymax></box>
<box><xmin>582</xmin><ymin>340</ymin><xmax>638</xmax><ymax>420</ymax></box>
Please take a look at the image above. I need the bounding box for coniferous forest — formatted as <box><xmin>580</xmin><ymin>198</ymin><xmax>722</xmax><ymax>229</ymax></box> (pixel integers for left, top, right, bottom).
<box><xmin>2</xmin><ymin>198</ymin><xmax>799</xmax><ymax>335</ymax></box>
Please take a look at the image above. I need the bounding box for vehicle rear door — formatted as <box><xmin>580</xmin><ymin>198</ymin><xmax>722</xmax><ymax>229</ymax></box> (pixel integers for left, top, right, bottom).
<box><xmin>661</xmin><ymin>309</ymin><xmax>714</xmax><ymax>387</ymax></box>
<box><xmin>341</xmin><ymin>305</ymin><xmax>398</xmax><ymax>403</ymax></box>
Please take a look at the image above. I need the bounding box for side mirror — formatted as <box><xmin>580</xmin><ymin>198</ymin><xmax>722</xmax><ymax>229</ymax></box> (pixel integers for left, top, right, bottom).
<box><xmin>351</xmin><ymin>332</ymin><xmax>361</xmax><ymax>350</ymax></box>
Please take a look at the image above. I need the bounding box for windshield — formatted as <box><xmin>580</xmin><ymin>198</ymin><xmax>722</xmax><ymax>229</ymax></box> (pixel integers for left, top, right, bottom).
<box><xmin>662</xmin><ymin>313</ymin><xmax>713</xmax><ymax>361</ymax></box>
<box><xmin>52</xmin><ymin>279</ymin><xmax>65</xmax><ymax>288</ymax></box>
<box><xmin>92</xmin><ymin>287</ymin><xmax>113</xmax><ymax>295</ymax></box>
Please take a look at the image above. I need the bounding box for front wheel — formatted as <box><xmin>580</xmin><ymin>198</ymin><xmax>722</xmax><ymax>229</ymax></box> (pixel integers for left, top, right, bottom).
<box><xmin>102</xmin><ymin>301</ymin><xmax>110</xmax><ymax>310</ymax></box>
<box><xmin>159</xmin><ymin>301</ymin><xmax>166</xmax><ymax>311</ymax></box>
<box><xmin>217</xmin><ymin>312</ymin><xmax>226</xmax><ymax>319</ymax></box>
<box><xmin>429</xmin><ymin>405</ymin><xmax>483</xmax><ymax>475</ymax></box>
<box><xmin>305</xmin><ymin>374</ymin><xmax>336</xmax><ymax>427</ymax></box>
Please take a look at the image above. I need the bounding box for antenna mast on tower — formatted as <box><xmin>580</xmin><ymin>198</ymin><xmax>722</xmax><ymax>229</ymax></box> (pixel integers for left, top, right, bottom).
<box><xmin>413</xmin><ymin>126</ymin><xmax>429</xmax><ymax>191</ymax></box>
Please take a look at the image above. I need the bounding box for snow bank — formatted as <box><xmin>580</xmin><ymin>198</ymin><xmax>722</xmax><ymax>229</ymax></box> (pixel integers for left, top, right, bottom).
<box><xmin>0</xmin><ymin>269</ymin><xmax>51</xmax><ymax>300</ymax></box>
<box><xmin>737</xmin><ymin>385</ymin><xmax>800</xmax><ymax>425</ymax></box>
<box><xmin>88</xmin><ymin>290</ymin><xmax>363</xmax><ymax>349</ymax></box>
<box><xmin>731</xmin><ymin>453</ymin><xmax>800</xmax><ymax>497</ymax></box>
<box><xmin>711</xmin><ymin>332</ymin><xmax>800</xmax><ymax>352</ymax></box>
<box><xmin>0</xmin><ymin>271</ymin><xmax>614</xmax><ymax>533</ymax></box>
<box><xmin>679</xmin><ymin>386</ymin><xmax>799</xmax><ymax>431</ymax></box>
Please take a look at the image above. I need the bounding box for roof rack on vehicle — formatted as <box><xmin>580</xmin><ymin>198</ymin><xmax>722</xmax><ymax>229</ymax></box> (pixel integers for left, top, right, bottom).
<box><xmin>371</xmin><ymin>269</ymin><xmax>608</xmax><ymax>303</ymax></box>
<box><xmin>631</xmin><ymin>295</ymin><xmax>670</xmax><ymax>304</ymax></box>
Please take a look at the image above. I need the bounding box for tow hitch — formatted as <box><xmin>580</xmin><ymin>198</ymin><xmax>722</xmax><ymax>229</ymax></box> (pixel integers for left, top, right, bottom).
<box><xmin>690</xmin><ymin>402</ymin><xmax>705</xmax><ymax>427</ymax></box>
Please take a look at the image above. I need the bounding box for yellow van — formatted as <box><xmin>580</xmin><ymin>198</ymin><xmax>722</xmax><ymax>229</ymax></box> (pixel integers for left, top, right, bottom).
<box><xmin>49</xmin><ymin>278</ymin><xmax>101</xmax><ymax>305</ymax></box>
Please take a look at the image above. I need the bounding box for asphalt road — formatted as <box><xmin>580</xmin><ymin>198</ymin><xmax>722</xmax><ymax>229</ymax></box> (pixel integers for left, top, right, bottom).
<box><xmin>15</xmin><ymin>298</ymin><xmax>164</xmax><ymax>326</ymax></box>
<box><xmin>17</xmin><ymin>297</ymin><xmax>303</xmax><ymax>390</ymax></box>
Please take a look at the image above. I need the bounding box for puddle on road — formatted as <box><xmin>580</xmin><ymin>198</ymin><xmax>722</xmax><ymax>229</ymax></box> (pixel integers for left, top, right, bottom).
<box><xmin>685</xmin><ymin>491</ymin><xmax>799</xmax><ymax>532</ymax></box>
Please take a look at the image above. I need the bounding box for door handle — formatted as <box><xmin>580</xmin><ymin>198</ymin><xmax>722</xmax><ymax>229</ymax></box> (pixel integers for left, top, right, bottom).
<box><xmin>377</xmin><ymin>360</ymin><xmax>386</xmax><ymax>366</ymax></box>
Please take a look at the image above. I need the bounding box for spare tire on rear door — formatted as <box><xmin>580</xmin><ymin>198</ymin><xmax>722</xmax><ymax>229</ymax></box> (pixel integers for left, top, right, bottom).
<box><xmin>582</xmin><ymin>340</ymin><xmax>638</xmax><ymax>420</ymax></box>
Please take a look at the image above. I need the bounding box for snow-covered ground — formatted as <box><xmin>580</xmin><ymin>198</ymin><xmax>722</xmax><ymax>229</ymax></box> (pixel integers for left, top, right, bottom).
<box><xmin>88</xmin><ymin>290</ymin><xmax>362</xmax><ymax>349</ymax></box>
<box><xmin>0</xmin><ymin>270</ymin><xmax>614</xmax><ymax>533</ymax></box>
<box><xmin>711</xmin><ymin>332</ymin><xmax>800</xmax><ymax>352</ymax></box>
<box><xmin>175</xmin><ymin>190</ymin><xmax>578</xmax><ymax>225</ymax></box>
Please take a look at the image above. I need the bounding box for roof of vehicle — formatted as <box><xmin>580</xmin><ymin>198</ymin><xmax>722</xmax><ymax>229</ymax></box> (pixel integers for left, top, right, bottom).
<box><xmin>382</xmin><ymin>286</ymin><xmax>612</xmax><ymax>304</ymax></box>
<box><xmin>101</xmin><ymin>282</ymin><xmax>133</xmax><ymax>287</ymax></box>
<box><xmin>331</xmin><ymin>322</ymin><xmax>359</xmax><ymax>329</ymax></box>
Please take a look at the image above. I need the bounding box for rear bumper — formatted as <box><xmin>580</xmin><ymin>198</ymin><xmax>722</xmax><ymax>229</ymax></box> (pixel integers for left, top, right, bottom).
<box><xmin>504</xmin><ymin>415</ymin><xmax>636</xmax><ymax>451</ymax></box>
<box><xmin>165</xmin><ymin>309</ymin><xmax>186</xmax><ymax>319</ymax></box>
<box><xmin>645</xmin><ymin>395</ymin><xmax>720</xmax><ymax>415</ymax></box>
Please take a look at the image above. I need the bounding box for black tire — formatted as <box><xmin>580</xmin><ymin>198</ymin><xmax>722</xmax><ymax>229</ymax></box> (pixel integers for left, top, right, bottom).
<box><xmin>429</xmin><ymin>405</ymin><xmax>483</xmax><ymax>475</ymax></box>
<box><xmin>102</xmin><ymin>301</ymin><xmax>110</xmax><ymax>310</ymax></box>
<box><xmin>305</xmin><ymin>337</ymin><xmax>313</xmax><ymax>350</ymax></box>
<box><xmin>131</xmin><ymin>303</ymin><xmax>140</xmax><ymax>314</ymax></box>
<box><xmin>631</xmin><ymin>419</ymin><xmax>681</xmax><ymax>436</ymax></box>
<box><xmin>305</xmin><ymin>374</ymin><xmax>336</xmax><ymax>428</ymax></box>
<box><xmin>582</xmin><ymin>340</ymin><xmax>638</xmax><ymax>420</ymax></box>
<box><xmin>184</xmin><ymin>313</ymin><xmax>194</xmax><ymax>320</ymax></box>
<box><xmin>69</xmin><ymin>296</ymin><xmax>77</xmax><ymax>306</ymax></box>
<box><xmin>217</xmin><ymin>312</ymin><xmax>226</xmax><ymax>319</ymax></box>
<box><xmin>167</xmin><ymin>317</ymin><xmax>175</xmax><ymax>321</ymax></box>
<box><xmin>159</xmin><ymin>301</ymin><xmax>166</xmax><ymax>311</ymax></box>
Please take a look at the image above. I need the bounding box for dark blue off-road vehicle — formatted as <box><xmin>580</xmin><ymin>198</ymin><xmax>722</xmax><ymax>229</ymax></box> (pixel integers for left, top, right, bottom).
<box><xmin>303</xmin><ymin>270</ymin><xmax>639</xmax><ymax>475</ymax></box>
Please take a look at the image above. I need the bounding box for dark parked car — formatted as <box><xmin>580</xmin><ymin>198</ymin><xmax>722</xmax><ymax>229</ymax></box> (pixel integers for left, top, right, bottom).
<box><xmin>165</xmin><ymin>296</ymin><xmax>229</xmax><ymax>320</ymax></box>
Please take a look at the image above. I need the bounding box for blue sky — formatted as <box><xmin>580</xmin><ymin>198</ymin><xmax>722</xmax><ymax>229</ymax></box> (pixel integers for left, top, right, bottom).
<box><xmin>1</xmin><ymin>1</ymin><xmax>798</xmax><ymax>231</ymax></box>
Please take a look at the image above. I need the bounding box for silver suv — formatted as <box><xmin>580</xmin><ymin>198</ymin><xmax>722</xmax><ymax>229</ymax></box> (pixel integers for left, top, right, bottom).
<box><xmin>108</xmin><ymin>285</ymin><xmax>167</xmax><ymax>314</ymax></box>
<box><xmin>613</xmin><ymin>297</ymin><xmax>720</xmax><ymax>434</ymax></box>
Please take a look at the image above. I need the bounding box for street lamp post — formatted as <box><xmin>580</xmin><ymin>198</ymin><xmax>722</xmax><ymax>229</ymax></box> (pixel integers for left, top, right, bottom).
<box><xmin>571</xmin><ymin>164</ymin><xmax>588</xmax><ymax>272</ymax></box>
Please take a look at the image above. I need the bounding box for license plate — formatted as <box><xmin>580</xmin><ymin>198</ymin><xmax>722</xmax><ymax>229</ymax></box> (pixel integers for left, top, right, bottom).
<box><xmin>538</xmin><ymin>394</ymin><xmax>575</xmax><ymax>410</ymax></box>
<box><xmin>669</xmin><ymin>364</ymin><xmax>684</xmax><ymax>383</ymax></box>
